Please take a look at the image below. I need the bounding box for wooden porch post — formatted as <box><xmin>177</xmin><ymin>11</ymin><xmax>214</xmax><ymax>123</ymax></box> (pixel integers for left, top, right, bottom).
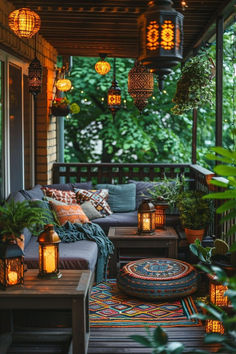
<box><xmin>192</xmin><ymin>109</ymin><xmax>197</xmax><ymax>164</ymax></box>
<box><xmin>215</xmin><ymin>16</ymin><xmax>224</xmax><ymax>149</ymax></box>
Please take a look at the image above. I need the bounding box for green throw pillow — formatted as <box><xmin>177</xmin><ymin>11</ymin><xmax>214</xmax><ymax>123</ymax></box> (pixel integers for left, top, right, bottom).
<box><xmin>96</xmin><ymin>183</ymin><xmax>136</xmax><ymax>213</ymax></box>
<box><xmin>81</xmin><ymin>201</ymin><xmax>103</xmax><ymax>220</ymax></box>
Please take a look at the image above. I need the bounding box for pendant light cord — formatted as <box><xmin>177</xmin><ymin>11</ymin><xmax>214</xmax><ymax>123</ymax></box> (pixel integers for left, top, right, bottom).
<box><xmin>113</xmin><ymin>57</ymin><xmax>116</xmax><ymax>81</ymax></box>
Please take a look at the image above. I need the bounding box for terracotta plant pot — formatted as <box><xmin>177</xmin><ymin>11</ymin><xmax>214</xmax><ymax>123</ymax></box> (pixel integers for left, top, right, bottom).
<box><xmin>184</xmin><ymin>228</ymin><xmax>205</xmax><ymax>244</ymax></box>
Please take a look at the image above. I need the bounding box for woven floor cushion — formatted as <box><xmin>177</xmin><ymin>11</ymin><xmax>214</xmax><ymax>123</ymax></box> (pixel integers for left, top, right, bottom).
<box><xmin>117</xmin><ymin>258</ymin><xmax>198</xmax><ymax>300</ymax></box>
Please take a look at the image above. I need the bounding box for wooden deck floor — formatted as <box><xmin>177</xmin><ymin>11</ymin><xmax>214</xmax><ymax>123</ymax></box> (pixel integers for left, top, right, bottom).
<box><xmin>2</xmin><ymin>325</ymin><xmax>220</xmax><ymax>354</ymax></box>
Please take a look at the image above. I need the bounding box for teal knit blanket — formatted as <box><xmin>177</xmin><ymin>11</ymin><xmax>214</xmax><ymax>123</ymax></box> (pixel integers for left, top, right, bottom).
<box><xmin>54</xmin><ymin>222</ymin><xmax>114</xmax><ymax>283</ymax></box>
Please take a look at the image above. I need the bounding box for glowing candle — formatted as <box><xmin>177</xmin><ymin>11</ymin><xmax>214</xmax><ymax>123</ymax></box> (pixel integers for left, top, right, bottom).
<box><xmin>43</xmin><ymin>245</ymin><xmax>56</xmax><ymax>273</ymax></box>
<box><xmin>143</xmin><ymin>213</ymin><xmax>151</xmax><ymax>231</ymax></box>
<box><xmin>8</xmin><ymin>271</ymin><xmax>18</xmax><ymax>285</ymax></box>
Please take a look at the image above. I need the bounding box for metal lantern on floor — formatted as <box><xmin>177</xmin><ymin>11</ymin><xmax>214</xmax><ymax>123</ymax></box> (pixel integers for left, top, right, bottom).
<box><xmin>28</xmin><ymin>56</ymin><xmax>42</xmax><ymax>96</ymax></box>
<box><xmin>138</xmin><ymin>0</ymin><xmax>184</xmax><ymax>90</ymax></box>
<box><xmin>128</xmin><ymin>60</ymin><xmax>154</xmax><ymax>112</ymax></box>
<box><xmin>107</xmin><ymin>58</ymin><xmax>121</xmax><ymax>117</ymax></box>
<box><xmin>0</xmin><ymin>243</ymin><xmax>24</xmax><ymax>289</ymax></box>
<box><xmin>205</xmin><ymin>320</ymin><xmax>224</xmax><ymax>335</ymax></box>
<box><xmin>8</xmin><ymin>8</ymin><xmax>41</xmax><ymax>39</ymax></box>
<box><xmin>208</xmin><ymin>273</ymin><xmax>229</xmax><ymax>307</ymax></box>
<box><xmin>95</xmin><ymin>54</ymin><xmax>111</xmax><ymax>75</ymax></box>
<box><xmin>155</xmin><ymin>203</ymin><xmax>169</xmax><ymax>229</ymax></box>
<box><xmin>38</xmin><ymin>224</ymin><xmax>62</xmax><ymax>279</ymax></box>
<box><xmin>138</xmin><ymin>198</ymin><xmax>156</xmax><ymax>234</ymax></box>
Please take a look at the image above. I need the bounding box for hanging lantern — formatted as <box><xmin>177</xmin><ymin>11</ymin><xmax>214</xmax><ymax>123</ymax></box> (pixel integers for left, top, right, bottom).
<box><xmin>107</xmin><ymin>58</ymin><xmax>121</xmax><ymax>117</ymax></box>
<box><xmin>138</xmin><ymin>0</ymin><xmax>184</xmax><ymax>90</ymax></box>
<box><xmin>205</xmin><ymin>320</ymin><xmax>224</xmax><ymax>335</ymax></box>
<box><xmin>154</xmin><ymin>203</ymin><xmax>169</xmax><ymax>229</ymax></box>
<box><xmin>8</xmin><ymin>8</ymin><xmax>41</xmax><ymax>39</ymax></box>
<box><xmin>208</xmin><ymin>274</ymin><xmax>229</xmax><ymax>307</ymax></box>
<box><xmin>28</xmin><ymin>57</ymin><xmax>42</xmax><ymax>96</ymax></box>
<box><xmin>55</xmin><ymin>78</ymin><xmax>72</xmax><ymax>92</ymax></box>
<box><xmin>128</xmin><ymin>60</ymin><xmax>154</xmax><ymax>112</ymax></box>
<box><xmin>0</xmin><ymin>243</ymin><xmax>24</xmax><ymax>289</ymax></box>
<box><xmin>138</xmin><ymin>198</ymin><xmax>156</xmax><ymax>234</ymax></box>
<box><xmin>38</xmin><ymin>224</ymin><xmax>62</xmax><ymax>279</ymax></box>
<box><xmin>95</xmin><ymin>54</ymin><xmax>111</xmax><ymax>75</ymax></box>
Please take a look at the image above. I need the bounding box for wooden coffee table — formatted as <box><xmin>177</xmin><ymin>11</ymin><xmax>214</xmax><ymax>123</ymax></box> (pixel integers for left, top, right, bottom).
<box><xmin>0</xmin><ymin>269</ymin><xmax>92</xmax><ymax>354</ymax></box>
<box><xmin>108</xmin><ymin>226</ymin><xmax>178</xmax><ymax>277</ymax></box>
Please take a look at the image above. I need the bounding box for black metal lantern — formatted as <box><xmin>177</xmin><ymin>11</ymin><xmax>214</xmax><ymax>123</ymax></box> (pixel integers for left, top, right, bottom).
<box><xmin>0</xmin><ymin>243</ymin><xmax>24</xmax><ymax>289</ymax></box>
<box><xmin>38</xmin><ymin>224</ymin><xmax>62</xmax><ymax>279</ymax></box>
<box><xmin>28</xmin><ymin>56</ymin><xmax>42</xmax><ymax>96</ymax></box>
<box><xmin>128</xmin><ymin>60</ymin><xmax>154</xmax><ymax>113</ymax></box>
<box><xmin>138</xmin><ymin>198</ymin><xmax>156</xmax><ymax>234</ymax></box>
<box><xmin>138</xmin><ymin>0</ymin><xmax>184</xmax><ymax>90</ymax></box>
<box><xmin>107</xmin><ymin>58</ymin><xmax>121</xmax><ymax>117</ymax></box>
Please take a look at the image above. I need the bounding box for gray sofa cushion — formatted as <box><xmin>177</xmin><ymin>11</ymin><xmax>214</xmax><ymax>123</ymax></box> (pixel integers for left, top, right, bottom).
<box><xmin>46</xmin><ymin>182</ymin><xmax>93</xmax><ymax>191</ymax></box>
<box><xmin>92</xmin><ymin>211</ymin><xmax>138</xmax><ymax>234</ymax></box>
<box><xmin>21</xmin><ymin>184</ymin><xmax>44</xmax><ymax>200</ymax></box>
<box><xmin>24</xmin><ymin>236</ymin><xmax>98</xmax><ymax>271</ymax></box>
<box><xmin>128</xmin><ymin>180</ymin><xmax>161</xmax><ymax>209</ymax></box>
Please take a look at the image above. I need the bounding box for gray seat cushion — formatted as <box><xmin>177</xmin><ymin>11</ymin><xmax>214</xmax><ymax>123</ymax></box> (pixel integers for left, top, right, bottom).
<box><xmin>24</xmin><ymin>236</ymin><xmax>98</xmax><ymax>271</ymax></box>
<box><xmin>92</xmin><ymin>211</ymin><xmax>138</xmax><ymax>234</ymax></box>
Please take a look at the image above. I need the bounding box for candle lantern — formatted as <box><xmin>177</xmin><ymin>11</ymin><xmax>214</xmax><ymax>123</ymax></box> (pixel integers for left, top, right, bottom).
<box><xmin>138</xmin><ymin>198</ymin><xmax>156</xmax><ymax>234</ymax></box>
<box><xmin>154</xmin><ymin>203</ymin><xmax>169</xmax><ymax>229</ymax></box>
<box><xmin>0</xmin><ymin>243</ymin><xmax>24</xmax><ymax>289</ymax></box>
<box><xmin>38</xmin><ymin>224</ymin><xmax>62</xmax><ymax>279</ymax></box>
<box><xmin>208</xmin><ymin>273</ymin><xmax>229</xmax><ymax>307</ymax></box>
<box><xmin>205</xmin><ymin>320</ymin><xmax>224</xmax><ymax>335</ymax></box>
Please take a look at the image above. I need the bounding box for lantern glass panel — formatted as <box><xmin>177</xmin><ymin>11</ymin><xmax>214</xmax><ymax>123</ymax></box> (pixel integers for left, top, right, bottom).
<box><xmin>210</xmin><ymin>282</ymin><xmax>229</xmax><ymax>307</ymax></box>
<box><xmin>39</xmin><ymin>244</ymin><xmax>59</xmax><ymax>275</ymax></box>
<box><xmin>205</xmin><ymin>320</ymin><xmax>224</xmax><ymax>334</ymax></box>
<box><xmin>0</xmin><ymin>257</ymin><xmax>24</xmax><ymax>288</ymax></box>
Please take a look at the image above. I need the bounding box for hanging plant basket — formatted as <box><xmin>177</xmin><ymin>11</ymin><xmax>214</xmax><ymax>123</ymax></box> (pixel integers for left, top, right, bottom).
<box><xmin>172</xmin><ymin>52</ymin><xmax>215</xmax><ymax>115</ymax></box>
<box><xmin>51</xmin><ymin>105</ymin><xmax>70</xmax><ymax>117</ymax></box>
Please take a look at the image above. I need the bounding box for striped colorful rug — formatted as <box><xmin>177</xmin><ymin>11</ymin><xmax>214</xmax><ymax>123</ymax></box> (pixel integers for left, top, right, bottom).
<box><xmin>90</xmin><ymin>280</ymin><xmax>201</xmax><ymax>327</ymax></box>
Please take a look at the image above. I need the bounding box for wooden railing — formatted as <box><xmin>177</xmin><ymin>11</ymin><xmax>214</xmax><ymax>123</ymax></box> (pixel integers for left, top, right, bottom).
<box><xmin>52</xmin><ymin>162</ymin><xmax>235</xmax><ymax>246</ymax></box>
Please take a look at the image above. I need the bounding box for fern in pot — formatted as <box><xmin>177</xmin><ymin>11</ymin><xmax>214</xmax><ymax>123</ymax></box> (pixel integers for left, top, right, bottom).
<box><xmin>177</xmin><ymin>190</ymin><xmax>211</xmax><ymax>243</ymax></box>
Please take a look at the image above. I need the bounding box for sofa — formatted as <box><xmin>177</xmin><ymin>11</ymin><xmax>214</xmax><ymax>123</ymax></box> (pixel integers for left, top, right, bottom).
<box><xmin>10</xmin><ymin>177</ymin><xmax>182</xmax><ymax>282</ymax></box>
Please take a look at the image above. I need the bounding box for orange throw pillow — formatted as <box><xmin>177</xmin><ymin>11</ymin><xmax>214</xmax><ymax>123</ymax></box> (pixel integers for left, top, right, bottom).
<box><xmin>50</xmin><ymin>202</ymin><xmax>89</xmax><ymax>226</ymax></box>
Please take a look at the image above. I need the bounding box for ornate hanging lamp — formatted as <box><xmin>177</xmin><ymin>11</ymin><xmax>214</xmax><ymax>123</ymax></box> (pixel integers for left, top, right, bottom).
<box><xmin>8</xmin><ymin>7</ymin><xmax>41</xmax><ymax>39</ymax></box>
<box><xmin>138</xmin><ymin>0</ymin><xmax>184</xmax><ymax>90</ymax></box>
<box><xmin>28</xmin><ymin>37</ymin><xmax>42</xmax><ymax>96</ymax></box>
<box><xmin>128</xmin><ymin>60</ymin><xmax>154</xmax><ymax>113</ymax></box>
<box><xmin>107</xmin><ymin>58</ymin><xmax>121</xmax><ymax>117</ymax></box>
<box><xmin>56</xmin><ymin>78</ymin><xmax>72</xmax><ymax>92</ymax></box>
<box><xmin>95</xmin><ymin>54</ymin><xmax>111</xmax><ymax>75</ymax></box>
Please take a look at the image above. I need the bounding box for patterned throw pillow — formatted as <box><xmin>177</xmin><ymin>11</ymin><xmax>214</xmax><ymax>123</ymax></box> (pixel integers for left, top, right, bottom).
<box><xmin>49</xmin><ymin>202</ymin><xmax>89</xmax><ymax>226</ymax></box>
<box><xmin>75</xmin><ymin>189</ymin><xmax>112</xmax><ymax>216</ymax></box>
<box><xmin>41</xmin><ymin>187</ymin><xmax>77</xmax><ymax>204</ymax></box>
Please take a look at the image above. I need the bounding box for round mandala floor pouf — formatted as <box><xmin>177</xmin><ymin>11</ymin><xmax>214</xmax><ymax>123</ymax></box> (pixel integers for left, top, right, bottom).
<box><xmin>117</xmin><ymin>258</ymin><xmax>198</xmax><ymax>300</ymax></box>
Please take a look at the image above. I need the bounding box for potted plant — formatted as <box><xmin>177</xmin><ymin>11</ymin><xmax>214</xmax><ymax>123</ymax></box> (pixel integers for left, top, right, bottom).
<box><xmin>0</xmin><ymin>199</ymin><xmax>49</xmax><ymax>246</ymax></box>
<box><xmin>146</xmin><ymin>175</ymin><xmax>186</xmax><ymax>213</ymax></box>
<box><xmin>177</xmin><ymin>190</ymin><xmax>211</xmax><ymax>243</ymax></box>
<box><xmin>172</xmin><ymin>51</ymin><xmax>215</xmax><ymax>115</ymax></box>
<box><xmin>51</xmin><ymin>97</ymin><xmax>80</xmax><ymax>117</ymax></box>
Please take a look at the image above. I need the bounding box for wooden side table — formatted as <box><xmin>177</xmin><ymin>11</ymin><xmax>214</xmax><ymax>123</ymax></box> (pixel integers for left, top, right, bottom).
<box><xmin>0</xmin><ymin>269</ymin><xmax>92</xmax><ymax>354</ymax></box>
<box><xmin>108</xmin><ymin>226</ymin><xmax>178</xmax><ymax>277</ymax></box>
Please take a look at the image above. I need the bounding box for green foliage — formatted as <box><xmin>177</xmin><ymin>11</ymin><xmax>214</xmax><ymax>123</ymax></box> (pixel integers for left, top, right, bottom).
<box><xmin>146</xmin><ymin>175</ymin><xmax>186</xmax><ymax>209</ymax></box>
<box><xmin>203</xmin><ymin>146</ymin><xmax>236</xmax><ymax>236</ymax></box>
<box><xmin>189</xmin><ymin>238</ymin><xmax>230</xmax><ymax>265</ymax></box>
<box><xmin>172</xmin><ymin>52</ymin><xmax>215</xmax><ymax>115</ymax></box>
<box><xmin>177</xmin><ymin>191</ymin><xmax>211</xmax><ymax>229</ymax></box>
<box><xmin>0</xmin><ymin>200</ymin><xmax>49</xmax><ymax>242</ymax></box>
<box><xmin>64</xmin><ymin>57</ymin><xmax>193</xmax><ymax>163</ymax></box>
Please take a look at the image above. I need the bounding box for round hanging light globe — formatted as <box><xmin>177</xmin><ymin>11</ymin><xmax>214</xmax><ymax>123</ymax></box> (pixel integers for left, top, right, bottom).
<box><xmin>8</xmin><ymin>8</ymin><xmax>41</xmax><ymax>38</ymax></box>
<box><xmin>55</xmin><ymin>79</ymin><xmax>72</xmax><ymax>92</ymax></box>
<box><xmin>95</xmin><ymin>60</ymin><xmax>111</xmax><ymax>75</ymax></box>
